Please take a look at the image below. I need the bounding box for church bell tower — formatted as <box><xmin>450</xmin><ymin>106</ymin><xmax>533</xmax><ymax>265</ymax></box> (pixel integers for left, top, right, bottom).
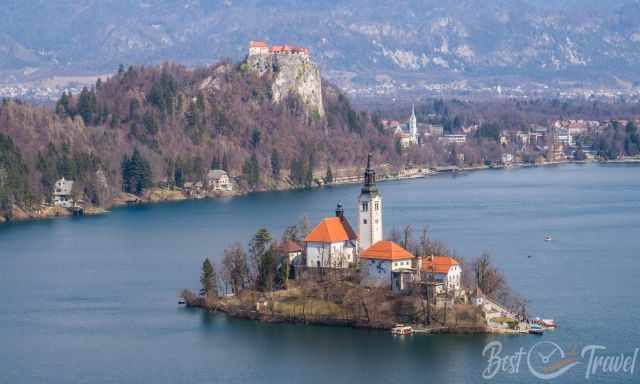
<box><xmin>358</xmin><ymin>153</ymin><xmax>383</xmax><ymax>251</ymax></box>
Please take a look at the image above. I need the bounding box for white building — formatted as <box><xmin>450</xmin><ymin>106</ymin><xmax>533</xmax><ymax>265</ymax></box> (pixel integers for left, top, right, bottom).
<box><xmin>420</xmin><ymin>256</ymin><xmax>462</xmax><ymax>296</ymax></box>
<box><xmin>53</xmin><ymin>177</ymin><xmax>74</xmax><ymax>208</ymax></box>
<box><xmin>281</xmin><ymin>240</ymin><xmax>304</xmax><ymax>266</ymax></box>
<box><xmin>358</xmin><ymin>154</ymin><xmax>383</xmax><ymax>251</ymax></box>
<box><xmin>394</xmin><ymin>105</ymin><xmax>419</xmax><ymax>148</ymax></box>
<box><xmin>360</xmin><ymin>240</ymin><xmax>415</xmax><ymax>292</ymax></box>
<box><xmin>438</xmin><ymin>134</ymin><xmax>467</xmax><ymax>145</ymax></box>
<box><xmin>304</xmin><ymin>204</ymin><xmax>358</xmax><ymax>268</ymax></box>
<box><xmin>248</xmin><ymin>40</ymin><xmax>269</xmax><ymax>56</ymax></box>
<box><xmin>206</xmin><ymin>170</ymin><xmax>232</xmax><ymax>192</ymax></box>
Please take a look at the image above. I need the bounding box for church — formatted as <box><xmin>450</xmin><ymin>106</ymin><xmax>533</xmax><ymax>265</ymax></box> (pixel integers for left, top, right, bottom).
<box><xmin>394</xmin><ymin>104</ymin><xmax>419</xmax><ymax>148</ymax></box>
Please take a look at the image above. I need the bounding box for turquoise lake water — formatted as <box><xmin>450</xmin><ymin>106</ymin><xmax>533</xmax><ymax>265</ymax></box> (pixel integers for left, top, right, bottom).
<box><xmin>1</xmin><ymin>164</ymin><xmax>639</xmax><ymax>383</ymax></box>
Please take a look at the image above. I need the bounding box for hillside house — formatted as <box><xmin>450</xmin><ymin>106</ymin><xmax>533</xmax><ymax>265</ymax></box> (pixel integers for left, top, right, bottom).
<box><xmin>53</xmin><ymin>178</ymin><xmax>74</xmax><ymax>208</ymax></box>
<box><xmin>360</xmin><ymin>240</ymin><xmax>415</xmax><ymax>293</ymax></box>
<box><xmin>304</xmin><ymin>204</ymin><xmax>358</xmax><ymax>269</ymax></box>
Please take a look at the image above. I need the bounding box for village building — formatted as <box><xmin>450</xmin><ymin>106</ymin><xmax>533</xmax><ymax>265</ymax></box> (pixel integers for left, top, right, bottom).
<box><xmin>281</xmin><ymin>240</ymin><xmax>304</xmax><ymax>266</ymax></box>
<box><xmin>358</xmin><ymin>154</ymin><xmax>383</xmax><ymax>251</ymax></box>
<box><xmin>360</xmin><ymin>240</ymin><xmax>415</xmax><ymax>293</ymax></box>
<box><xmin>53</xmin><ymin>177</ymin><xmax>74</xmax><ymax>208</ymax></box>
<box><xmin>394</xmin><ymin>105</ymin><xmax>419</xmax><ymax>148</ymax></box>
<box><xmin>420</xmin><ymin>256</ymin><xmax>462</xmax><ymax>296</ymax></box>
<box><xmin>303</xmin><ymin>204</ymin><xmax>358</xmax><ymax>268</ymax></box>
<box><xmin>206</xmin><ymin>169</ymin><xmax>233</xmax><ymax>192</ymax></box>
<box><xmin>438</xmin><ymin>134</ymin><xmax>467</xmax><ymax>145</ymax></box>
<box><xmin>249</xmin><ymin>40</ymin><xmax>269</xmax><ymax>56</ymax></box>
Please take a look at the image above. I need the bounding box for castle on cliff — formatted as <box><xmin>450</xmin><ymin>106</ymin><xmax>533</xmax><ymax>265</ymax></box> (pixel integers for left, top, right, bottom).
<box><xmin>246</xmin><ymin>40</ymin><xmax>324</xmax><ymax>117</ymax></box>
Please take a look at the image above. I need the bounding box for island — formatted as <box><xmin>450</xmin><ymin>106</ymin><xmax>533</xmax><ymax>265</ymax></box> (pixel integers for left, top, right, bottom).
<box><xmin>181</xmin><ymin>156</ymin><xmax>551</xmax><ymax>336</ymax></box>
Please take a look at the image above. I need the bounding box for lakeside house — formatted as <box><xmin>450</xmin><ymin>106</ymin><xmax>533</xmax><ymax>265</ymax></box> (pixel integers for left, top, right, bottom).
<box><xmin>206</xmin><ymin>169</ymin><xmax>232</xmax><ymax>192</ymax></box>
<box><xmin>303</xmin><ymin>204</ymin><xmax>358</xmax><ymax>268</ymax></box>
<box><xmin>360</xmin><ymin>240</ymin><xmax>416</xmax><ymax>293</ymax></box>
<box><xmin>420</xmin><ymin>256</ymin><xmax>462</xmax><ymax>296</ymax></box>
<box><xmin>53</xmin><ymin>178</ymin><xmax>74</xmax><ymax>208</ymax></box>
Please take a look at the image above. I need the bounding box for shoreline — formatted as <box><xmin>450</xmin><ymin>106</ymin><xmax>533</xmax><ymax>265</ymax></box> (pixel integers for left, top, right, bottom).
<box><xmin>181</xmin><ymin>291</ymin><xmax>530</xmax><ymax>336</ymax></box>
<box><xmin>1</xmin><ymin>158</ymin><xmax>636</xmax><ymax>226</ymax></box>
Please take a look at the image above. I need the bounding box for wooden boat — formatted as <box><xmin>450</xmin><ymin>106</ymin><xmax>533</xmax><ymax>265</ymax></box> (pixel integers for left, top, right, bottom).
<box><xmin>391</xmin><ymin>324</ymin><xmax>413</xmax><ymax>336</ymax></box>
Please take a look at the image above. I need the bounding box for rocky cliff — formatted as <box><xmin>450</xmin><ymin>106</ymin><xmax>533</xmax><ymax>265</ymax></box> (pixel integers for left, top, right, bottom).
<box><xmin>246</xmin><ymin>53</ymin><xmax>324</xmax><ymax>117</ymax></box>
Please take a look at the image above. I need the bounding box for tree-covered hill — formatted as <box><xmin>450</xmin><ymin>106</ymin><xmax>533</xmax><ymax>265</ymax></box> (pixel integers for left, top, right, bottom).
<box><xmin>0</xmin><ymin>60</ymin><xmax>394</xmax><ymax>218</ymax></box>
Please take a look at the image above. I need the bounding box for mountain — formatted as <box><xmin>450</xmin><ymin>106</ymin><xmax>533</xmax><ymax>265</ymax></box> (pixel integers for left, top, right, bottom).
<box><xmin>2</xmin><ymin>0</ymin><xmax>640</xmax><ymax>93</ymax></box>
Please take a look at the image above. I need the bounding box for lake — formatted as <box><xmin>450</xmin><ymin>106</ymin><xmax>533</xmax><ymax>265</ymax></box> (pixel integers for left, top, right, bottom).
<box><xmin>1</xmin><ymin>164</ymin><xmax>639</xmax><ymax>383</ymax></box>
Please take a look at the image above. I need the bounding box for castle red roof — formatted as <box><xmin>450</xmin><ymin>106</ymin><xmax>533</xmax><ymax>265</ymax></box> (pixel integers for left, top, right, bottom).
<box><xmin>250</xmin><ymin>40</ymin><xmax>268</xmax><ymax>48</ymax></box>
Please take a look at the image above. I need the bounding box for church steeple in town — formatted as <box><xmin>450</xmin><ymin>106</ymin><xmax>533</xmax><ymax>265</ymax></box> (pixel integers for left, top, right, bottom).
<box><xmin>409</xmin><ymin>104</ymin><xmax>418</xmax><ymax>139</ymax></box>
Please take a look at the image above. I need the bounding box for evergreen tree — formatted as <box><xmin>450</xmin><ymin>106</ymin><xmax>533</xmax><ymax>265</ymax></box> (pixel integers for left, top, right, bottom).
<box><xmin>222</xmin><ymin>152</ymin><xmax>229</xmax><ymax>172</ymax></box>
<box><xmin>121</xmin><ymin>148</ymin><xmax>152</xmax><ymax>194</ymax></box>
<box><xmin>257</xmin><ymin>246</ymin><xmax>276</xmax><ymax>292</ymax></box>
<box><xmin>200</xmin><ymin>258</ymin><xmax>218</xmax><ymax>297</ymax></box>
<box><xmin>211</xmin><ymin>154</ymin><xmax>221</xmax><ymax>170</ymax></box>
<box><xmin>243</xmin><ymin>153</ymin><xmax>260</xmax><ymax>188</ymax></box>
<box><xmin>174</xmin><ymin>166</ymin><xmax>184</xmax><ymax>188</ymax></box>
<box><xmin>270</xmin><ymin>149</ymin><xmax>280</xmax><ymax>178</ymax></box>
<box><xmin>325</xmin><ymin>165</ymin><xmax>333</xmax><ymax>184</ymax></box>
<box><xmin>78</xmin><ymin>87</ymin><xmax>96</xmax><ymax>125</ymax></box>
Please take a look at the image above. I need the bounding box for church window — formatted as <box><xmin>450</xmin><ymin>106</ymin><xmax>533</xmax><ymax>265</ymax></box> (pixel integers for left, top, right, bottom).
<box><xmin>375</xmin><ymin>202</ymin><xmax>379</xmax><ymax>211</ymax></box>
<box><xmin>363</xmin><ymin>219</ymin><xmax>367</xmax><ymax>224</ymax></box>
<box><xmin>362</xmin><ymin>202</ymin><xmax>369</xmax><ymax>212</ymax></box>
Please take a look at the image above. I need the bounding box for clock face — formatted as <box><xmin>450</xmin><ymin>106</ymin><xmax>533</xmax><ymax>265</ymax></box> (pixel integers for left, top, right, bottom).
<box><xmin>376</xmin><ymin>261</ymin><xmax>386</xmax><ymax>273</ymax></box>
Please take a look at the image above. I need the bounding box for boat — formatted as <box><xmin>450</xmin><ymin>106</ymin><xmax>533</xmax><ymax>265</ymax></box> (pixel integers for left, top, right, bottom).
<box><xmin>541</xmin><ymin>319</ymin><xmax>557</xmax><ymax>328</ymax></box>
<box><xmin>544</xmin><ymin>234</ymin><xmax>552</xmax><ymax>242</ymax></box>
<box><xmin>391</xmin><ymin>324</ymin><xmax>413</xmax><ymax>336</ymax></box>
<box><xmin>178</xmin><ymin>299</ymin><xmax>186</xmax><ymax>305</ymax></box>
<box><xmin>529</xmin><ymin>324</ymin><xmax>544</xmax><ymax>335</ymax></box>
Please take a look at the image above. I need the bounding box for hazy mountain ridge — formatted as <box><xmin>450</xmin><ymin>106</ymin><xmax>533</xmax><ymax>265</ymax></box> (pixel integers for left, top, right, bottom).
<box><xmin>2</xmin><ymin>0</ymin><xmax>640</xmax><ymax>87</ymax></box>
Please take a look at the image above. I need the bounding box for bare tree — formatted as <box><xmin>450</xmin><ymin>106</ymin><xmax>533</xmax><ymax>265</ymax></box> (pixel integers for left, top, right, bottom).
<box><xmin>222</xmin><ymin>243</ymin><xmax>249</xmax><ymax>295</ymax></box>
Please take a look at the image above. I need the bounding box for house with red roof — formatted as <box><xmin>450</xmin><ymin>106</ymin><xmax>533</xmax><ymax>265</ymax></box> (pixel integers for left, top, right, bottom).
<box><xmin>303</xmin><ymin>204</ymin><xmax>358</xmax><ymax>268</ymax></box>
<box><xmin>420</xmin><ymin>256</ymin><xmax>462</xmax><ymax>295</ymax></box>
<box><xmin>281</xmin><ymin>240</ymin><xmax>304</xmax><ymax>266</ymax></box>
<box><xmin>360</xmin><ymin>240</ymin><xmax>416</xmax><ymax>292</ymax></box>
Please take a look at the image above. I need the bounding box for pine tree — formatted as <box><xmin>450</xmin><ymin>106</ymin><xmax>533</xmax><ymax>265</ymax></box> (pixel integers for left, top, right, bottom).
<box><xmin>211</xmin><ymin>154</ymin><xmax>221</xmax><ymax>170</ymax></box>
<box><xmin>325</xmin><ymin>165</ymin><xmax>333</xmax><ymax>184</ymax></box>
<box><xmin>243</xmin><ymin>153</ymin><xmax>259</xmax><ymax>188</ymax></box>
<box><xmin>270</xmin><ymin>149</ymin><xmax>280</xmax><ymax>178</ymax></box>
<box><xmin>200</xmin><ymin>258</ymin><xmax>218</xmax><ymax>297</ymax></box>
<box><xmin>222</xmin><ymin>152</ymin><xmax>229</xmax><ymax>172</ymax></box>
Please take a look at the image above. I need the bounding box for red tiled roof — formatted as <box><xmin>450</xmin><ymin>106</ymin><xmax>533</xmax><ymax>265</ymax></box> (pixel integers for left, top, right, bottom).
<box><xmin>281</xmin><ymin>240</ymin><xmax>303</xmax><ymax>253</ymax></box>
<box><xmin>360</xmin><ymin>241</ymin><xmax>415</xmax><ymax>261</ymax></box>
<box><xmin>304</xmin><ymin>217</ymin><xmax>354</xmax><ymax>243</ymax></box>
<box><xmin>421</xmin><ymin>256</ymin><xmax>459</xmax><ymax>274</ymax></box>
<box><xmin>250</xmin><ymin>40</ymin><xmax>268</xmax><ymax>48</ymax></box>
